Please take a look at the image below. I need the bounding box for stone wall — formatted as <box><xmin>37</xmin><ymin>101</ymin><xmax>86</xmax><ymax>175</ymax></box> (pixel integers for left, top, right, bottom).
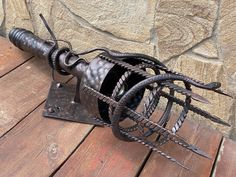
<box><xmin>0</xmin><ymin>0</ymin><xmax>235</xmax><ymax>138</ymax></box>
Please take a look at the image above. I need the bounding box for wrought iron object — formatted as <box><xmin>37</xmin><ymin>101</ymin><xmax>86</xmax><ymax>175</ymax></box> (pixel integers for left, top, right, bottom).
<box><xmin>8</xmin><ymin>24</ymin><xmax>231</xmax><ymax>169</ymax></box>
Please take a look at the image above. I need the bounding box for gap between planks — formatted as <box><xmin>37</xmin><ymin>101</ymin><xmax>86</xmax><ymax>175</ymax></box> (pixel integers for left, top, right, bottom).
<box><xmin>0</xmin><ymin>103</ymin><xmax>94</xmax><ymax>177</ymax></box>
<box><xmin>0</xmin><ymin>36</ymin><xmax>33</xmax><ymax>77</ymax></box>
<box><xmin>0</xmin><ymin>76</ymin><xmax>74</xmax><ymax>139</ymax></box>
<box><xmin>138</xmin><ymin>120</ymin><xmax>223</xmax><ymax>177</ymax></box>
<box><xmin>0</xmin><ymin>56</ymin><xmax>70</xmax><ymax>137</ymax></box>
<box><xmin>0</xmin><ymin>37</ymin><xmax>96</xmax><ymax>177</ymax></box>
<box><xmin>0</xmin><ymin>56</ymin><xmax>34</xmax><ymax>79</ymax></box>
<box><xmin>49</xmin><ymin>125</ymin><xmax>96</xmax><ymax>177</ymax></box>
<box><xmin>209</xmin><ymin>137</ymin><xmax>224</xmax><ymax>177</ymax></box>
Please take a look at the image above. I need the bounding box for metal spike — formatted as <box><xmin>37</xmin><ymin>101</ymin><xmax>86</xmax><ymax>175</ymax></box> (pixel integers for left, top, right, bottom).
<box><xmin>83</xmin><ymin>85</ymin><xmax>210</xmax><ymax>158</ymax></box>
<box><xmin>102</xmin><ymin>55</ymin><xmax>211</xmax><ymax>104</ymax></box>
<box><xmin>214</xmin><ymin>89</ymin><xmax>233</xmax><ymax>98</ymax></box>
<box><xmin>121</xmin><ymin>130</ymin><xmax>190</xmax><ymax>170</ymax></box>
<box><xmin>163</xmin><ymin>82</ymin><xmax>210</xmax><ymax>104</ymax></box>
<box><xmin>188</xmin><ymin>144</ymin><xmax>211</xmax><ymax>159</ymax></box>
<box><xmin>92</xmin><ymin>117</ymin><xmax>190</xmax><ymax>170</ymax></box>
<box><xmin>161</xmin><ymin>92</ymin><xmax>230</xmax><ymax>126</ymax></box>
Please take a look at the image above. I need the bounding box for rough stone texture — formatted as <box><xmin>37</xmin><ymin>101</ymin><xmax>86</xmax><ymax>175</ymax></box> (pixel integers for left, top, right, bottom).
<box><xmin>25</xmin><ymin>0</ymin><xmax>54</xmax><ymax>38</ymax></box>
<box><xmin>172</xmin><ymin>54</ymin><xmax>233</xmax><ymax>134</ymax></box>
<box><xmin>58</xmin><ymin>0</ymin><xmax>156</xmax><ymax>43</ymax></box>
<box><xmin>0</xmin><ymin>0</ymin><xmax>4</xmax><ymax>27</ymax></box>
<box><xmin>0</xmin><ymin>0</ymin><xmax>235</xmax><ymax>137</ymax></box>
<box><xmin>4</xmin><ymin>0</ymin><xmax>33</xmax><ymax>34</ymax></box>
<box><xmin>49</xmin><ymin>0</ymin><xmax>153</xmax><ymax>55</ymax></box>
<box><xmin>217</xmin><ymin>0</ymin><xmax>236</xmax><ymax>139</ymax></box>
<box><xmin>192</xmin><ymin>38</ymin><xmax>218</xmax><ymax>59</ymax></box>
<box><xmin>155</xmin><ymin>0</ymin><xmax>218</xmax><ymax>60</ymax></box>
<box><xmin>218</xmin><ymin>0</ymin><xmax>236</xmax><ymax>95</ymax></box>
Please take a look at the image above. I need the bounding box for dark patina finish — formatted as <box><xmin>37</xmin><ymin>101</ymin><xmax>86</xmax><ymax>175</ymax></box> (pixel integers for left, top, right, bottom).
<box><xmin>8</xmin><ymin>27</ymin><xmax>231</xmax><ymax>169</ymax></box>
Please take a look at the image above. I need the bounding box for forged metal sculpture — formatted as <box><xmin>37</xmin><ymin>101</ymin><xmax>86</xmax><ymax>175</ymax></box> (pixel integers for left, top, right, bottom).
<box><xmin>8</xmin><ymin>20</ymin><xmax>231</xmax><ymax>169</ymax></box>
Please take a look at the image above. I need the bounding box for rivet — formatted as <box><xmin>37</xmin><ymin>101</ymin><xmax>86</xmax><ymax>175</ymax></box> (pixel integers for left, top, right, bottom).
<box><xmin>56</xmin><ymin>83</ymin><xmax>62</xmax><ymax>88</ymax></box>
<box><xmin>48</xmin><ymin>107</ymin><xmax>54</xmax><ymax>113</ymax></box>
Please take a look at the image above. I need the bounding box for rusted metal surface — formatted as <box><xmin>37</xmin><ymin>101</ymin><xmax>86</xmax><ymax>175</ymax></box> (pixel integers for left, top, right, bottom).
<box><xmin>8</xmin><ymin>27</ymin><xmax>231</xmax><ymax>169</ymax></box>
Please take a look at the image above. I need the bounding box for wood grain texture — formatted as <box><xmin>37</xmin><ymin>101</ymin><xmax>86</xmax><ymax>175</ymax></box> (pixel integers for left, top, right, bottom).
<box><xmin>0</xmin><ymin>36</ymin><xmax>32</xmax><ymax>77</ymax></box>
<box><xmin>0</xmin><ymin>41</ymin><xmax>93</xmax><ymax>177</ymax></box>
<box><xmin>54</xmin><ymin>126</ymin><xmax>150</xmax><ymax>177</ymax></box>
<box><xmin>0</xmin><ymin>32</ymin><xmax>232</xmax><ymax>177</ymax></box>
<box><xmin>139</xmin><ymin>120</ymin><xmax>222</xmax><ymax>177</ymax></box>
<box><xmin>0</xmin><ymin>104</ymin><xmax>93</xmax><ymax>177</ymax></box>
<box><xmin>0</xmin><ymin>56</ymin><xmax>68</xmax><ymax>137</ymax></box>
<box><xmin>213</xmin><ymin>138</ymin><xmax>236</xmax><ymax>177</ymax></box>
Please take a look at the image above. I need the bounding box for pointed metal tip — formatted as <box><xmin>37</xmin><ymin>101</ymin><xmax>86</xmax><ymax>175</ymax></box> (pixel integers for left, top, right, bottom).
<box><xmin>205</xmin><ymin>114</ymin><xmax>230</xmax><ymax>127</ymax></box>
<box><xmin>213</xmin><ymin>116</ymin><xmax>231</xmax><ymax>127</ymax></box>
<box><xmin>199</xmin><ymin>151</ymin><xmax>212</xmax><ymax>159</ymax></box>
<box><xmin>192</xmin><ymin>106</ymin><xmax>231</xmax><ymax>126</ymax></box>
<box><xmin>189</xmin><ymin>145</ymin><xmax>211</xmax><ymax>159</ymax></box>
<box><xmin>223</xmin><ymin>122</ymin><xmax>231</xmax><ymax>127</ymax></box>
<box><xmin>214</xmin><ymin>89</ymin><xmax>233</xmax><ymax>98</ymax></box>
<box><xmin>163</xmin><ymin>83</ymin><xmax>211</xmax><ymax>104</ymax></box>
<box><xmin>191</xmin><ymin>93</ymin><xmax>211</xmax><ymax>104</ymax></box>
<box><xmin>214</xmin><ymin>119</ymin><xmax>231</xmax><ymax>127</ymax></box>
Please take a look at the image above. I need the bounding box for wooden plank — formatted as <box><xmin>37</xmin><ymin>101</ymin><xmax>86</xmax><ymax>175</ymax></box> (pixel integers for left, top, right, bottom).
<box><xmin>0</xmin><ymin>36</ymin><xmax>32</xmax><ymax>77</ymax></box>
<box><xmin>54</xmin><ymin>126</ymin><xmax>151</xmax><ymax>177</ymax></box>
<box><xmin>0</xmin><ymin>56</ymin><xmax>68</xmax><ymax>137</ymax></box>
<box><xmin>54</xmin><ymin>112</ymin><xmax>168</xmax><ymax>177</ymax></box>
<box><xmin>139</xmin><ymin>120</ymin><xmax>222</xmax><ymax>177</ymax></box>
<box><xmin>0</xmin><ymin>104</ymin><xmax>93</xmax><ymax>177</ymax></box>
<box><xmin>213</xmin><ymin>138</ymin><xmax>236</xmax><ymax>177</ymax></box>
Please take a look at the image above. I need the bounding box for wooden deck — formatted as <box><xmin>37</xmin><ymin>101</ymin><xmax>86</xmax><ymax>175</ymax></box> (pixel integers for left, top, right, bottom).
<box><xmin>0</xmin><ymin>36</ymin><xmax>235</xmax><ymax>177</ymax></box>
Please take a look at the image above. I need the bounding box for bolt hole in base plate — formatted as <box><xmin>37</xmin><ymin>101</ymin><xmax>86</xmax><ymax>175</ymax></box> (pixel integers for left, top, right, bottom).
<box><xmin>43</xmin><ymin>81</ymin><xmax>103</xmax><ymax>126</ymax></box>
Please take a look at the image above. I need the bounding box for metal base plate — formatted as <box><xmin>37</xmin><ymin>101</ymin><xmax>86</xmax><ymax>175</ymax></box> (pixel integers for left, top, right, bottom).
<box><xmin>43</xmin><ymin>81</ymin><xmax>102</xmax><ymax>126</ymax></box>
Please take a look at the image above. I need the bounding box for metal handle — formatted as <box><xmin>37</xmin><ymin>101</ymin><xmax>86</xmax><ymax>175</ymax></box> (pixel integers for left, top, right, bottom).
<box><xmin>9</xmin><ymin>28</ymin><xmax>55</xmax><ymax>59</ymax></box>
